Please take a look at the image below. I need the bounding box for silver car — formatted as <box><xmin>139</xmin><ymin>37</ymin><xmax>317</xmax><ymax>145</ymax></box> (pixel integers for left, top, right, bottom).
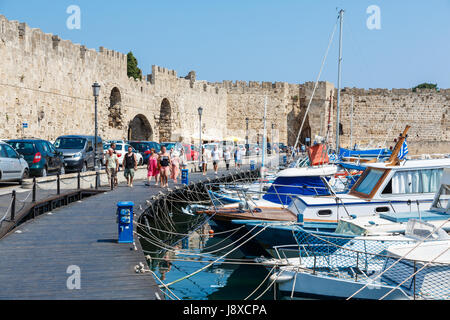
<box><xmin>0</xmin><ymin>141</ymin><xmax>30</xmax><ymax>183</ymax></box>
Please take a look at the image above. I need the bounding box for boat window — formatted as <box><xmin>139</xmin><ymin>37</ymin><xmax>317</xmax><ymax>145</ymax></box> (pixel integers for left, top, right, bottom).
<box><xmin>375</xmin><ymin>207</ymin><xmax>390</xmax><ymax>213</ymax></box>
<box><xmin>335</xmin><ymin>221</ymin><xmax>366</xmax><ymax>236</ymax></box>
<box><xmin>383</xmin><ymin>169</ymin><xmax>443</xmax><ymax>195</ymax></box>
<box><xmin>354</xmin><ymin>169</ymin><xmax>385</xmax><ymax>195</ymax></box>
<box><xmin>317</xmin><ymin>209</ymin><xmax>332</xmax><ymax>217</ymax></box>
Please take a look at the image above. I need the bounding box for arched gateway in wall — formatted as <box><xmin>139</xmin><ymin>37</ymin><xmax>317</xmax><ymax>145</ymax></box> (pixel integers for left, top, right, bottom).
<box><xmin>128</xmin><ymin>114</ymin><xmax>153</xmax><ymax>141</ymax></box>
<box><xmin>159</xmin><ymin>98</ymin><xmax>172</xmax><ymax>142</ymax></box>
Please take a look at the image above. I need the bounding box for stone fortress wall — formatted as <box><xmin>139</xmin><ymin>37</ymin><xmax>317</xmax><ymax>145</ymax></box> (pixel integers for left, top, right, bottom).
<box><xmin>0</xmin><ymin>15</ymin><xmax>449</xmax><ymax>155</ymax></box>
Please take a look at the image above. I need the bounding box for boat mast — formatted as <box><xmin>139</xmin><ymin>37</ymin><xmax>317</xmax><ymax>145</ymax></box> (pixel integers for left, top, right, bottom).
<box><xmin>350</xmin><ymin>95</ymin><xmax>354</xmax><ymax>148</ymax></box>
<box><xmin>261</xmin><ymin>95</ymin><xmax>268</xmax><ymax>175</ymax></box>
<box><xmin>335</xmin><ymin>9</ymin><xmax>344</xmax><ymax>156</ymax></box>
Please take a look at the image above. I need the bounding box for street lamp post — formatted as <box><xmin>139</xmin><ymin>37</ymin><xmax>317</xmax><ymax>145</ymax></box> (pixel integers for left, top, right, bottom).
<box><xmin>198</xmin><ymin>107</ymin><xmax>203</xmax><ymax>170</ymax></box>
<box><xmin>245</xmin><ymin>117</ymin><xmax>249</xmax><ymax>156</ymax></box>
<box><xmin>92</xmin><ymin>82</ymin><xmax>101</xmax><ymax>171</ymax></box>
<box><xmin>271</xmin><ymin>123</ymin><xmax>275</xmax><ymax>155</ymax></box>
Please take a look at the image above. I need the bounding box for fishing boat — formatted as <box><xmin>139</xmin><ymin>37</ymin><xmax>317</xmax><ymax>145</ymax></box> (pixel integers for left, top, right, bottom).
<box><xmin>232</xmin><ymin>166</ymin><xmax>450</xmax><ymax>256</ymax></box>
<box><xmin>268</xmin><ymin>237</ymin><xmax>450</xmax><ymax>300</ymax></box>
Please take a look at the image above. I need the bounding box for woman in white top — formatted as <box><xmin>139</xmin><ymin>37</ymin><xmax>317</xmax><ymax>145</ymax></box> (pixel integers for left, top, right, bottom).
<box><xmin>223</xmin><ymin>147</ymin><xmax>231</xmax><ymax>171</ymax></box>
<box><xmin>211</xmin><ymin>145</ymin><xmax>220</xmax><ymax>174</ymax></box>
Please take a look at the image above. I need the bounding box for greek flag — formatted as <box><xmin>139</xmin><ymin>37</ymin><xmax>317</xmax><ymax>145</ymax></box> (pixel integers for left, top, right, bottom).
<box><xmin>398</xmin><ymin>139</ymin><xmax>408</xmax><ymax>160</ymax></box>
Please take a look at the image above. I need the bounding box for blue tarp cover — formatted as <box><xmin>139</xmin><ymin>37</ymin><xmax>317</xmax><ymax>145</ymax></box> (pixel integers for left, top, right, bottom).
<box><xmin>262</xmin><ymin>176</ymin><xmax>330</xmax><ymax>205</ymax></box>
<box><xmin>339</xmin><ymin>147</ymin><xmax>391</xmax><ymax>159</ymax></box>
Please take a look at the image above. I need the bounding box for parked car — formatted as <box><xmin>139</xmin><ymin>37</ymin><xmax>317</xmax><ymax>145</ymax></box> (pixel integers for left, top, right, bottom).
<box><xmin>103</xmin><ymin>143</ymin><xmax>143</xmax><ymax>167</ymax></box>
<box><xmin>54</xmin><ymin>135</ymin><xmax>103</xmax><ymax>172</ymax></box>
<box><xmin>0</xmin><ymin>141</ymin><xmax>29</xmax><ymax>184</ymax></box>
<box><xmin>7</xmin><ymin>139</ymin><xmax>64</xmax><ymax>177</ymax></box>
<box><xmin>129</xmin><ymin>141</ymin><xmax>161</xmax><ymax>164</ymax></box>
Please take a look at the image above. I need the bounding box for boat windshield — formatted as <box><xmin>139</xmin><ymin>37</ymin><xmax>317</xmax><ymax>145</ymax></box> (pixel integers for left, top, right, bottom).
<box><xmin>432</xmin><ymin>184</ymin><xmax>450</xmax><ymax>211</ymax></box>
<box><xmin>335</xmin><ymin>220</ymin><xmax>367</xmax><ymax>236</ymax></box>
<box><xmin>354</xmin><ymin>168</ymin><xmax>386</xmax><ymax>196</ymax></box>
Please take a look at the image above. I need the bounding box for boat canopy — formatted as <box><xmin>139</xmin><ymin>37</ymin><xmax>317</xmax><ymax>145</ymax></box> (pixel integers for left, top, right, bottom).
<box><xmin>262</xmin><ymin>176</ymin><xmax>330</xmax><ymax>205</ymax></box>
<box><xmin>339</xmin><ymin>147</ymin><xmax>392</xmax><ymax>159</ymax></box>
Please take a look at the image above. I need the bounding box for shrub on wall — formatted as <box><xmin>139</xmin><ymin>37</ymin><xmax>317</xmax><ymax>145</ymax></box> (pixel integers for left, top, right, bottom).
<box><xmin>127</xmin><ymin>51</ymin><xmax>142</xmax><ymax>80</ymax></box>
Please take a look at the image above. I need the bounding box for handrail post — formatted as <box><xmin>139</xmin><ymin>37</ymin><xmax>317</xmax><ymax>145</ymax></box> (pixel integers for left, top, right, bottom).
<box><xmin>95</xmin><ymin>172</ymin><xmax>99</xmax><ymax>190</ymax></box>
<box><xmin>11</xmin><ymin>190</ymin><xmax>16</xmax><ymax>221</ymax></box>
<box><xmin>77</xmin><ymin>170</ymin><xmax>81</xmax><ymax>190</ymax></box>
<box><xmin>57</xmin><ymin>174</ymin><xmax>60</xmax><ymax>195</ymax></box>
<box><xmin>32</xmin><ymin>177</ymin><xmax>36</xmax><ymax>202</ymax></box>
<box><xmin>413</xmin><ymin>261</ymin><xmax>416</xmax><ymax>300</ymax></box>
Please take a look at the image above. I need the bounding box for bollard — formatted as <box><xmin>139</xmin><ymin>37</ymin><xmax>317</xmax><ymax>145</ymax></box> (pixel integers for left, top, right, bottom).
<box><xmin>181</xmin><ymin>169</ymin><xmax>189</xmax><ymax>185</ymax></box>
<box><xmin>95</xmin><ymin>172</ymin><xmax>99</xmax><ymax>190</ymax></box>
<box><xmin>32</xmin><ymin>177</ymin><xmax>36</xmax><ymax>202</ymax></box>
<box><xmin>11</xmin><ymin>190</ymin><xmax>16</xmax><ymax>221</ymax></box>
<box><xmin>77</xmin><ymin>170</ymin><xmax>81</xmax><ymax>190</ymax></box>
<box><xmin>250</xmin><ymin>160</ymin><xmax>256</xmax><ymax>171</ymax></box>
<box><xmin>57</xmin><ymin>174</ymin><xmax>60</xmax><ymax>195</ymax></box>
<box><xmin>117</xmin><ymin>201</ymin><xmax>134</xmax><ymax>244</ymax></box>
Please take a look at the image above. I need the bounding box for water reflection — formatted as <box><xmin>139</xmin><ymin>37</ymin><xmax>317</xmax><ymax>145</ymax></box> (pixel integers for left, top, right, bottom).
<box><xmin>139</xmin><ymin>208</ymin><xmax>274</xmax><ymax>300</ymax></box>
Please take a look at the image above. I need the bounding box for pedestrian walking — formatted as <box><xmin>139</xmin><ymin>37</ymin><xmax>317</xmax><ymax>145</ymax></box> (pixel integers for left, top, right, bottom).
<box><xmin>105</xmin><ymin>148</ymin><xmax>119</xmax><ymax>188</ymax></box>
<box><xmin>170</xmin><ymin>153</ymin><xmax>181</xmax><ymax>183</ymax></box>
<box><xmin>110</xmin><ymin>142</ymin><xmax>119</xmax><ymax>185</ymax></box>
<box><xmin>223</xmin><ymin>147</ymin><xmax>231</xmax><ymax>171</ymax></box>
<box><xmin>201</xmin><ymin>147</ymin><xmax>208</xmax><ymax>175</ymax></box>
<box><xmin>212</xmin><ymin>145</ymin><xmax>220</xmax><ymax>175</ymax></box>
<box><xmin>235</xmin><ymin>147</ymin><xmax>243</xmax><ymax>169</ymax></box>
<box><xmin>124</xmin><ymin>146</ymin><xmax>138</xmax><ymax>187</ymax></box>
<box><xmin>159</xmin><ymin>146</ymin><xmax>171</xmax><ymax>188</ymax></box>
<box><xmin>146</xmin><ymin>148</ymin><xmax>160</xmax><ymax>186</ymax></box>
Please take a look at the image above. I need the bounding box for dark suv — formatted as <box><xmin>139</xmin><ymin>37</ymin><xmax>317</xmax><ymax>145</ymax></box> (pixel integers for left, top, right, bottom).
<box><xmin>7</xmin><ymin>139</ymin><xmax>65</xmax><ymax>177</ymax></box>
<box><xmin>129</xmin><ymin>141</ymin><xmax>161</xmax><ymax>164</ymax></box>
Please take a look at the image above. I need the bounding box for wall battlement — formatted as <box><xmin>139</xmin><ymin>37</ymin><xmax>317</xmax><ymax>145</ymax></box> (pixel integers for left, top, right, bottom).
<box><xmin>0</xmin><ymin>14</ymin><xmax>448</xmax><ymax>154</ymax></box>
<box><xmin>341</xmin><ymin>87</ymin><xmax>450</xmax><ymax>96</ymax></box>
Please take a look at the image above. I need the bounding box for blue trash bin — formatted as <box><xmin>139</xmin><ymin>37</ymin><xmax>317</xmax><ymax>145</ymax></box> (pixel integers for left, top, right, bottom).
<box><xmin>181</xmin><ymin>169</ymin><xmax>189</xmax><ymax>185</ymax></box>
<box><xmin>117</xmin><ymin>201</ymin><xmax>134</xmax><ymax>244</ymax></box>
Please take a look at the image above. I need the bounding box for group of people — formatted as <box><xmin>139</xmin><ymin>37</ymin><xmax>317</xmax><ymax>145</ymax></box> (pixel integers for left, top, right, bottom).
<box><xmin>146</xmin><ymin>146</ymin><xmax>184</xmax><ymax>188</ymax></box>
<box><xmin>104</xmin><ymin>142</ymin><xmax>139</xmax><ymax>188</ymax></box>
<box><xmin>104</xmin><ymin>143</ymin><xmax>184</xmax><ymax>189</ymax></box>
<box><xmin>200</xmin><ymin>145</ymin><xmax>243</xmax><ymax>175</ymax></box>
<box><xmin>104</xmin><ymin>143</ymin><xmax>246</xmax><ymax>188</ymax></box>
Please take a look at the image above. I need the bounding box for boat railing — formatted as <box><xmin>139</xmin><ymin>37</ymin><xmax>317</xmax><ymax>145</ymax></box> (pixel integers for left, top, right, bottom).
<box><xmin>270</xmin><ymin>228</ymin><xmax>450</xmax><ymax>300</ymax></box>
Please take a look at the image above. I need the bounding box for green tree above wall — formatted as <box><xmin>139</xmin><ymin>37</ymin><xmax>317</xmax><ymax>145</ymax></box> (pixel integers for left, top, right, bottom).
<box><xmin>127</xmin><ymin>51</ymin><xmax>142</xmax><ymax>80</ymax></box>
<box><xmin>412</xmin><ymin>83</ymin><xmax>438</xmax><ymax>92</ymax></box>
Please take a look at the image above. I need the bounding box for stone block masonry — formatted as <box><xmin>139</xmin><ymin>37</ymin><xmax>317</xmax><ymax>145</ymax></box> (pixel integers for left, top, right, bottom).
<box><xmin>0</xmin><ymin>15</ymin><xmax>448</xmax><ymax>154</ymax></box>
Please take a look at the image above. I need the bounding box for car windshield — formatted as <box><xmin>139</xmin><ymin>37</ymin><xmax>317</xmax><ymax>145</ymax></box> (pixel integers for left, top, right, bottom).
<box><xmin>54</xmin><ymin>138</ymin><xmax>86</xmax><ymax>150</ymax></box>
<box><xmin>103</xmin><ymin>144</ymin><xmax>111</xmax><ymax>150</ymax></box>
<box><xmin>131</xmin><ymin>143</ymin><xmax>153</xmax><ymax>152</ymax></box>
<box><xmin>8</xmin><ymin>141</ymin><xmax>36</xmax><ymax>155</ymax></box>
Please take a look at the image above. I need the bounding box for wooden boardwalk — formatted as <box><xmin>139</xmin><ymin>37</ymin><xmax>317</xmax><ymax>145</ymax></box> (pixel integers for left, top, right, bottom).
<box><xmin>0</xmin><ymin>167</ymin><xmax>252</xmax><ymax>300</ymax></box>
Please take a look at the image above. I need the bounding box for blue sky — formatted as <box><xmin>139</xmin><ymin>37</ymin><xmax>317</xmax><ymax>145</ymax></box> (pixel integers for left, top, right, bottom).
<box><xmin>1</xmin><ymin>0</ymin><xmax>449</xmax><ymax>89</ymax></box>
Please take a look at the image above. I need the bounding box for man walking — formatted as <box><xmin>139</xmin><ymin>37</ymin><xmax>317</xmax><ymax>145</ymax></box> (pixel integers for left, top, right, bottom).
<box><xmin>105</xmin><ymin>148</ymin><xmax>119</xmax><ymax>188</ymax></box>
<box><xmin>124</xmin><ymin>146</ymin><xmax>138</xmax><ymax>187</ymax></box>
